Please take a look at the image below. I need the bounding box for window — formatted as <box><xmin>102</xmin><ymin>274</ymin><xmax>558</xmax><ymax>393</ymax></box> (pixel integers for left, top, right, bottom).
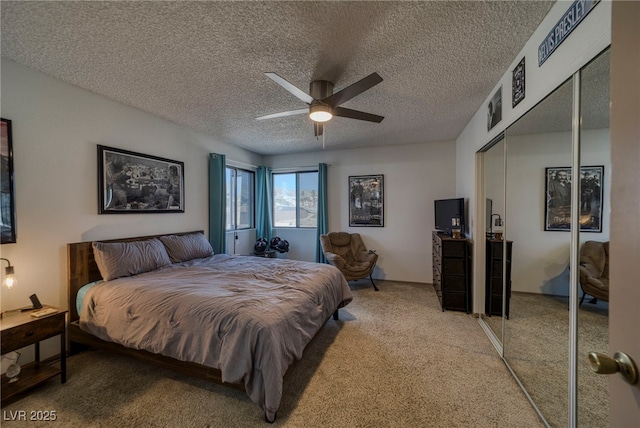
<box><xmin>273</xmin><ymin>171</ymin><xmax>318</xmax><ymax>228</ymax></box>
<box><xmin>226</xmin><ymin>167</ymin><xmax>254</xmax><ymax>230</ymax></box>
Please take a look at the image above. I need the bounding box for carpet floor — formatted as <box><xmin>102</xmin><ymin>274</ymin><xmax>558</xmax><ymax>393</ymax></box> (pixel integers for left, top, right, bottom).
<box><xmin>504</xmin><ymin>292</ymin><xmax>608</xmax><ymax>428</ymax></box>
<box><xmin>1</xmin><ymin>281</ymin><xmax>543</xmax><ymax>427</ymax></box>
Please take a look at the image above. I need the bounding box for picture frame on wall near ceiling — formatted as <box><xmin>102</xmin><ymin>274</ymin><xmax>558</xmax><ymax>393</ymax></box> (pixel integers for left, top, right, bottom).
<box><xmin>487</xmin><ymin>86</ymin><xmax>502</xmax><ymax>131</ymax></box>
<box><xmin>512</xmin><ymin>57</ymin><xmax>525</xmax><ymax>107</ymax></box>
<box><xmin>349</xmin><ymin>174</ymin><xmax>384</xmax><ymax>227</ymax></box>
<box><xmin>98</xmin><ymin>145</ymin><xmax>185</xmax><ymax>214</ymax></box>
<box><xmin>1</xmin><ymin>118</ymin><xmax>17</xmax><ymax>244</ymax></box>
<box><xmin>544</xmin><ymin>165</ymin><xmax>604</xmax><ymax>232</ymax></box>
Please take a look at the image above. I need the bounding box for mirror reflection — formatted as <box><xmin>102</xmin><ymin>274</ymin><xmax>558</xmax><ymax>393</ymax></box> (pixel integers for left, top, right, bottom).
<box><xmin>483</xmin><ymin>138</ymin><xmax>506</xmax><ymax>342</ymax></box>
<box><xmin>577</xmin><ymin>49</ymin><xmax>610</xmax><ymax>428</ymax></box>
<box><xmin>504</xmin><ymin>77</ymin><xmax>573</xmax><ymax>427</ymax></box>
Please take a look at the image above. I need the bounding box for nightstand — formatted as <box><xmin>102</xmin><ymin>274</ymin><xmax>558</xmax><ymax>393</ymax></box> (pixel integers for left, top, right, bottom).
<box><xmin>1</xmin><ymin>306</ymin><xmax>67</xmax><ymax>404</ymax></box>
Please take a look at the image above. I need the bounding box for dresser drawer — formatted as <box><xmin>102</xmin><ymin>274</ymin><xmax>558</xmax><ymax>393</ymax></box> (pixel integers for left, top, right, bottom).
<box><xmin>1</xmin><ymin>313</ymin><xmax>65</xmax><ymax>353</ymax></box>
<box><xmin>442</xmin><ymin>240</ymin><xmax>467</xmax><ymax>257</ymax></box>
<box><xmin>442</xmin><ymin>258</ymin><xmax>466</xmax><ymax>275</ymax></box>
<box><xmin>442</xmin><ymin>274</ymin><xmax>467</xmax><ymax>292</ymax></box>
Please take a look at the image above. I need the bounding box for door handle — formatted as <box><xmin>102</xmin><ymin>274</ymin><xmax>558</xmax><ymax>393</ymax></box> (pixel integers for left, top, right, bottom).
<box><xmin>588</xmin><ymin>351</ymin><xmax>638</xmax><ymax>385</ymax></box>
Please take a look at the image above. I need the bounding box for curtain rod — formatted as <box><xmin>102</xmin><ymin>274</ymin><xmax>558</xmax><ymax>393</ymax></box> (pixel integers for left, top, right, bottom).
<box><xmin>226</xmin><ymin>159</ymin><xmax>330</xmax><ymax>172</ymax></box>
<box><xmin>271</xmin><ymin>164</ymin><xmax>330</xmax><ymax>173</ymax></box>
<box><xmin>226</xmin><ymin>159</ymin><xmax>258</xmax><ymax>170</ymax></box>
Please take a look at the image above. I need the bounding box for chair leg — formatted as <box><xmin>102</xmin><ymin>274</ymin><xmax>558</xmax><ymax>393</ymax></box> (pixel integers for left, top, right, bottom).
<box><xmin>579</xmin><ymin>292</ymin><xmax>586</xmax><ymax>307</ymax></box>
<box><xmin>370</xmin><ymin>274</ymin><xmax>379</xmax><ymax>291</ymax></box>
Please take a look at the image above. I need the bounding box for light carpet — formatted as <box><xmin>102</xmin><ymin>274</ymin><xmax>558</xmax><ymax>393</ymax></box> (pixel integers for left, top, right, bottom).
<box><xmin>1</xmin><ymin>281</ymin><xmax>543</xmax><ymax>427</ymax></box>
<box><xmin>504</xmin><ymin>292</ymin><xmax>608</xmax><ymax>428</ymax></box>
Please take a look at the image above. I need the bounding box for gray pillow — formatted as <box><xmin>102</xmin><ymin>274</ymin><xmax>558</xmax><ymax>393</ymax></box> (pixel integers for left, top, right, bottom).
<box><xmin>159</xmin><ymin>233</ymin><xmax>214</xmax><ymax>263</ymax></box>
<box><xmin>92</xmin><ymin>238</ymin><xmax>172</xmax><ymax>281</ymax></box>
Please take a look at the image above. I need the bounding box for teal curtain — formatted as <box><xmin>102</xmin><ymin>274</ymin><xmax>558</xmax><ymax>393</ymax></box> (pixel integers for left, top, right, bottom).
<box><xmin>315</xmin><ymin>163</ymin><xmax>328</xmax><ymax>263</ymax></box>
<box><xmin>256</xmin><ymin>166</ymin><xmax>273</xmax><ymax>242</ymax></box>
<box><xmin>208</xmin><ymin>153</ymin><xmax>226</xmax><ymax>254</ymax></box>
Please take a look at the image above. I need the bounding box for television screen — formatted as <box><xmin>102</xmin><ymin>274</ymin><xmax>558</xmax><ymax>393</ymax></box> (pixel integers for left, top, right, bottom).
<box><xmin>486</xmin><ymin>198</ymin><xmax>493</xmax><ymax>233</ymax></box>
<box><xmin>434</xmin><ymin>198</ymin><xmax>465</xmax><ymax>234</ymax></box>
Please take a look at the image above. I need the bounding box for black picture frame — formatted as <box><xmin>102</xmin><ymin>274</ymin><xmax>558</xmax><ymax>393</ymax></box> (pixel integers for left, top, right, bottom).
<box><xmin>1</xmin><ymin>118</ymin><xmax>17</xmax><ymax>244</ymax></box>
<box><xmin>512</xmin><ymin>57</ymin><xmax>525</xmax><ymax>108</ymax></box>
<box><xmin>349</xmin><ymin>174</ymin><xmax>384</xmax><ymax>227</ymax></box>
<box><xmin>98</xmin><ymin>145</ymin><xmax>185</xmax><ymax>214</ymax></box>
<box><xmin>487</xmin><ymin>86</ymin><xmax>503</xmax><ymax>131</ymax></box>
<box><xmin>544</xmin><ymin>165</ymin><xmax>604</xmax><ymax>232</ymax></box>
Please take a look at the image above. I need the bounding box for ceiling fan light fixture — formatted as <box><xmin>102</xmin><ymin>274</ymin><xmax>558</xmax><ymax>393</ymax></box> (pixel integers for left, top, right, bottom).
<box><xmin>309</xmin><ymin>104</ymin><xmax>332</xmax><ymax>122</ymax></box>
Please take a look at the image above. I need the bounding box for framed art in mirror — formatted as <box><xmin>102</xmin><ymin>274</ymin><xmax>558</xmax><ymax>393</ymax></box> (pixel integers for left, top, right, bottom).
<box><xmin>349</xmin><ymin>174</ymin><xmax>383</xmax><ymax>227</ymax></box>
<box><xmin>98</xmin><ymin>145</ymin><xmax>185</xmax><ymax>214</ymax></box>
<box><xmin>1</xmin><ymin>118</ymin><xmax>17</xmax><ymax>244</ymax></box>
<box><xmin>545</xmin><ymin>165</ymin><xmax>603</xmax><ymax>232</ymax></box>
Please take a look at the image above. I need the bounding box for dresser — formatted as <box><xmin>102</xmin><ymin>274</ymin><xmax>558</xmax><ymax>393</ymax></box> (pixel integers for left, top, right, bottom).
<box><xmin>432</xmin><ymin>231</ymin><xmax>472</xmax><ymax>313</ymax></box>
<box><xmin>485</xmin><ymin>239</ymin><xmax>513</xmax><ymax>318</ymax></box>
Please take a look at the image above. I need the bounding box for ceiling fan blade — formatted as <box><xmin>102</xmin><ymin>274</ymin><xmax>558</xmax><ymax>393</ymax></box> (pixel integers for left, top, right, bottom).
<box><xmin>265</xmin><ymin>72</ymin><xmax>314</xmax><ymax>104</ymax></box>
<box><xmin>324</xmin><ymin>72</ymin><xmax>383</xmax><ymax>107</ymax></box>
<box><xmin>333</xmin><ymin>106</ymin><xmax>384</xmax><ymax>123</ymax></box>
<box><xmin>256</xmin><ymin>108</ymin><xmax>308</xmax><ymax>121</ymax></box>
<box><xmin>314</xmin><ymin>122</ymin><xmax>324</xmax><ymax>137</ymax></box>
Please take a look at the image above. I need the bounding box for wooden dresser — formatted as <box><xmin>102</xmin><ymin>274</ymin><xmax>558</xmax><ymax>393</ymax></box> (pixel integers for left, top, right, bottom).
<box><xmin>432</xmin><ymin>231</ymin><xmax>472</xmax><ymax>313</ymax></box>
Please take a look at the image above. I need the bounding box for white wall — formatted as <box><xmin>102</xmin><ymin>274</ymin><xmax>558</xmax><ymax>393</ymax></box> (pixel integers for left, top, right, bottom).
<box><xmin>0</xmin><ymin>60</ymin><xmax>261</xmax><ymax>325</ymax></box>
<box><xmin>265</xmin><ymin>141</ymin><xmax>457</xmax><ymax>283</ymax></box>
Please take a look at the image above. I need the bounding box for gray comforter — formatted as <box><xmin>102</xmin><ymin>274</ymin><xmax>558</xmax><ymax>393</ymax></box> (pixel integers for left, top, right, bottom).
<box><xmin>79</xmin><ymin>254</ymin><xmax>352</xmax><ymax>420</ymax></box>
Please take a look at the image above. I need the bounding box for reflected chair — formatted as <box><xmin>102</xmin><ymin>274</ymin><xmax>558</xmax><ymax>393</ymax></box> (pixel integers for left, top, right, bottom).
<box><xmin>578</xmin><ymin>240</ymin><xmax>609</xmax><ymax>306</ymax></box>
<box><xmin>319</xmin><ymin>232</ymin><xmax>379</xmax><ymax>291</ymax></box>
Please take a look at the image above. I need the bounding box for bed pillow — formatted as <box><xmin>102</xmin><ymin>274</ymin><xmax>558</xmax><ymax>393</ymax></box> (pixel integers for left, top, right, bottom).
<box><xmin>159</xmin><ymin>232</ymin><xmax>214</xmax><ymax>263</ymax></box>
<box><xmin>92</xmin><ymin>238</ymin><xmax>172</xmax><ymax>281</ymax></box>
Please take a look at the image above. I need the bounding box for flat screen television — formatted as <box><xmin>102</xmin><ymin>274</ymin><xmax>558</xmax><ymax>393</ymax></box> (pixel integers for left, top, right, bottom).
<box><xmin>486</xmin><ymin>198</ymin><xmax>493</xmax><ymax>233</ymax></box>
<box><xmin>434</xmin><ymin>198</ymin><xmax>465</xmax><ymax>235</ymax></box>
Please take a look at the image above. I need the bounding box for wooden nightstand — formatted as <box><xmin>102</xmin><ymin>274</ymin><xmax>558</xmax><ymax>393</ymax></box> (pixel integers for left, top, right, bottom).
<box><xmin>1</xmin><ymin>306</ymin><xmax>67</xmax><ymax>404</ymax></box>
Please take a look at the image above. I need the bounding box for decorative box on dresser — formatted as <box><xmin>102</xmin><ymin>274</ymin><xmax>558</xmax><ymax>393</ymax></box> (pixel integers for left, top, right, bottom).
<box><xmin>485</xmin><ymin>239</ymin><xmax>513</xmax><ymax>318</ymax></box>
<box><xmin>1</xmin><ymin>306</ymin><xmax>67</xmax><ymax>404</ymax></box>
<box><xmin>432</xmin><ymin>231</ymin><xmax>472</xmax><ymax>313</ymax></box>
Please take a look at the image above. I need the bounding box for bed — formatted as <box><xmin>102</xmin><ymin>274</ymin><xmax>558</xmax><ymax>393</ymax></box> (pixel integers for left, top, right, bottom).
<box><xmin>67</xmin><ymin>231</ymin><xmax>352</xmax><ymax>422</ymax></box>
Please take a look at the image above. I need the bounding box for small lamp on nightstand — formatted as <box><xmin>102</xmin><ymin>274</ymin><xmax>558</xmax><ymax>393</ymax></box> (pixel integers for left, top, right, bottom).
<box><xmin>1</xmin><ymin>258</ymin><xmax>17</xmax><ymax>289</ymax></box>
<box><xmin>1</xmin><ymin>258</ymin><xmax>18</xmax><ymax>318</ymax></box>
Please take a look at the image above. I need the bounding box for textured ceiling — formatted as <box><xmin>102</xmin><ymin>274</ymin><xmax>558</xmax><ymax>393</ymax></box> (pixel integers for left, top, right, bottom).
<box><xmin>1</xmin><ymin>1</ymin><xmax>556</xmax><ymax>156</ymax></box>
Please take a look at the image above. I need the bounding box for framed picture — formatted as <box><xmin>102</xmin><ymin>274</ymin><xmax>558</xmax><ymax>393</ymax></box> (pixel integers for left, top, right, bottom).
<box><xmin>512</xmin><ymin>57</ymin><xmax>525</xmax><ymax>108</ymax></box>
<box><xmin>98</xmin><ymin>145</ymin><xmax>184</xmax><ymax>214</ymax></box>
<box><xmin>1</xmin><ymin>118</ymin><xmax>17</xmax><ymax>244</ymax></box>
<box><xmin>544</xmin><ymin>165</ymin><xmax>603</xmax><ymax>232</ymax></box>
<box><xmin>349</xmin><ymin>174</ymin><xmax>384</xmax><ymax>227</ymax></box>
<box><xmin>487</xmin><ymin>86</ymin><xmax>502</xmax><ymax>131</ymax></box>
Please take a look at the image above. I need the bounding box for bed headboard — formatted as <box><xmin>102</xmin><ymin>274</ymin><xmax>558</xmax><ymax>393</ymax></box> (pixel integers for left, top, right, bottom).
<box><xmin>67</xmin><ymin>230</ymin><xmax>204</xmax><ymax>322</ymax></box>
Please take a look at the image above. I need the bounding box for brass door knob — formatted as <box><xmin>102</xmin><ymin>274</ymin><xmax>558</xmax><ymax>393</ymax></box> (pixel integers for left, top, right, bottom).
<box><xmin>588</xmin><ymin>351</ymin><xmax>638</xmax><ymax>385</ymax></box>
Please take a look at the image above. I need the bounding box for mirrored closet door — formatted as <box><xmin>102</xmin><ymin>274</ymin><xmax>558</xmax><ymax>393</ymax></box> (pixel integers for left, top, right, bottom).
<box><xmin>478</xmin><ymin>47</ymin><xmax>611</xmax><ymax>428</ymax></box>
<box><xmin>482</xmin><ymin>137</ymin><xmax>506</xmax><ymax>344</ymax></box>
<box><xmin>576</xmin><ymin>49</ymin><xmax>610</xmax><ymax>428</ymax></box>
<box><xmin>504</xmin><ymin>76</ymin><xmax>573</xmax><ymax>428</ymax></box>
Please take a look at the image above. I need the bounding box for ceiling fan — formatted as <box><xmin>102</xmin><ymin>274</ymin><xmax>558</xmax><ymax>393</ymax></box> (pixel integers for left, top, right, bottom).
<box><xmin>256</xmin><ymin>72</ymin><xmax>384</xmax><ymax>137</ymax></box>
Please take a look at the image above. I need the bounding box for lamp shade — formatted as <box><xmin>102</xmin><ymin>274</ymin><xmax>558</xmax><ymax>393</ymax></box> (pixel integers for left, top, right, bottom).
<box><xmin>309</xmin><ymin>104</ymin><xmax>332</xmax><ymax>122</ymax></box>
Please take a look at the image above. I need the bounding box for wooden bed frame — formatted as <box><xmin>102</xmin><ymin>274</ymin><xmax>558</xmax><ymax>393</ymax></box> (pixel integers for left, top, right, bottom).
<box><xmin>67</xmin><ymin>230</ymin><xmax>341</xmax><ymax>420</ymax></box>
<box><xmin>67</xmin><ymin>230</ymin><xmax>243</xmax><ymax>389</ymax></box>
